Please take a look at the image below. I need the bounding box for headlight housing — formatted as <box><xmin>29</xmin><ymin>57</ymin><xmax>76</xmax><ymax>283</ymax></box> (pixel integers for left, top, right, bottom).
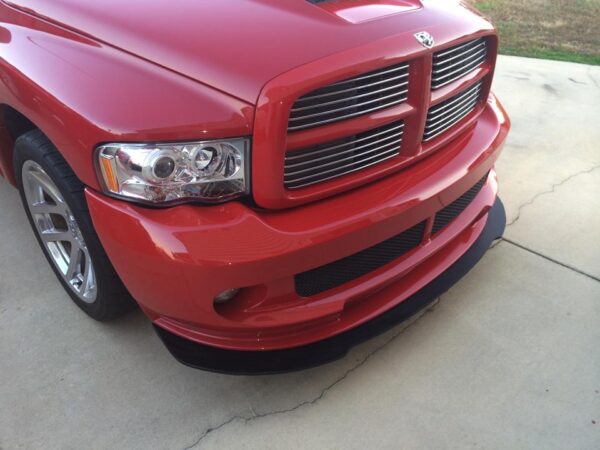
<box><xmin>95</xmin><ymin>138</ymin><xmax>250</xmax><ymax>205</ymax></box>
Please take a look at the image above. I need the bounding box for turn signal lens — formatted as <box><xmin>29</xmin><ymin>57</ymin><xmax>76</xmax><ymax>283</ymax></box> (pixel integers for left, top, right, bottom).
<box><xmin>99</xmin><ymin>154</ymin><xmax>119</xmax><ymax>193</ymax></box>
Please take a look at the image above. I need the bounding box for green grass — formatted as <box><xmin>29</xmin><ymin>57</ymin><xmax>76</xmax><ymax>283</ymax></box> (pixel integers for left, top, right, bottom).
<box><xmin>469</xmin><ymin>0</ymin><xmax>600</xmax><ymax>65</ymax></box>
<box><xmin>499</xmin><ymin>46</ymin><xmax>600</xmax><ymax>66</ymax></box>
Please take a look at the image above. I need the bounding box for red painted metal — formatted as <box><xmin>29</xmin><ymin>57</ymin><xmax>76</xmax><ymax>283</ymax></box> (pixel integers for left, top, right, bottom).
<box><xmin>0</xmin><ymin>0</ymin><xmax>510</xmax><ymax>354</ymax></box>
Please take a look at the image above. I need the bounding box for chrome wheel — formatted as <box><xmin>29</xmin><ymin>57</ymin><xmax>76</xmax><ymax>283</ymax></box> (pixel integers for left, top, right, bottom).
<box><xmin>22</xmin><ymin>160</ymin><xmax>97</xmax><ymax>303</ymax></box>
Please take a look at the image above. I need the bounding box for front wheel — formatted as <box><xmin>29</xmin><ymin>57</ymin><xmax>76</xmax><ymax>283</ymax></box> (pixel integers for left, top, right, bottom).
<box><xmin>14</xmin><ymin>130</ymin><xmax>136</xmax><ymax>321</ymax></box>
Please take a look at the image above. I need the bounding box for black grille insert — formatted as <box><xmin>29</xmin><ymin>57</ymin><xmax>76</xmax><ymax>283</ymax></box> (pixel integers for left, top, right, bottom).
<box><xmin>295</xmin><ymin>221</ymin><xmax>426</xmax><ymax>297</ymax></box>
<box><xmin>432</xmin><ymin>174</ymin><xmax>488</xmax><ymax>234</ymax></box>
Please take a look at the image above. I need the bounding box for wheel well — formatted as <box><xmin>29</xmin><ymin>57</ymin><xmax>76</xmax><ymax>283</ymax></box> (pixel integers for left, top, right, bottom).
<box><xmin>1</xmin><ymin>105</ymin><xmax>36</xmax><ymax>141</ymax></box>
<box><xmin>0</xmin><ymin>105</ymin><xmax>38</xmax><ymax>185</ymax></box>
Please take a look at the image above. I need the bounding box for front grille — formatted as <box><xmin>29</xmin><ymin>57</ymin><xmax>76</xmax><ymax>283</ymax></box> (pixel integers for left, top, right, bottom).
<box><xmin>295</xmin><ymin>174</ymin><xmax>489</xmax><ymax>297</ymax></box>
<box><xmin>276</xmin><ymin>36</ymin><xmax>493</xmax><ymax>195</ymax></box>
<box><xmin>423</xmin><ymin>81</ymin><xmax>483</xmax><ymax>142</ymax></box>
<box><xmin>432</xmin><ymin>173</ymin><xmax>489</xmax><ymax>234</ymax></box>
<box><xmin>288</xmin><ymin>63</ymin><xmax>409</xmax><ymax>132</ymax></box>
<box><xmin>432</xmin><ymin>38</ymin><xmax>488</xmax><ymax>89</ymax></box>
<box><xmin>284</xmin><ymin>120</ymin><xmax>404</xmax><ymax>190</ymax></box>
<box><xmin>295</xmin><ymin>221</ymin><xmax>426</xmax><ymax>297</ymax></box>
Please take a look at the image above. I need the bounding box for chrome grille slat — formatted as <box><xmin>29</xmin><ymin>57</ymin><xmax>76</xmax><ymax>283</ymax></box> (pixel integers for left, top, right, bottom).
<box><xmin>292</xmin><ymin>81</ymin><xmax>409</xmax><ymax>112</ymax></box>
<box><xmin>294</xmin><ymin>74</ymin><xmax>408</xmax><ymax>104</ymax></box>
<box><xmin>434</xmin><ymin>39</ymin><xmax>480</xmax><ymax>58</ymax></box>
<box><xmin>286</xmin><ymin>153</ymin><xmax>399</xmax><ymax>190</ymax></box>
<box><xmin>433</xmin><ymin>46</ymin><xmax>486</xmax><ymax>74</ymax></box>
<box><xmin>425</xmin><ymin>108</ymin><xmax>474</xmax><ymax>142</ymax></box>
<box><xmin>329</xmin><ymin>64</ymin><xmax>408</xmax><ymax>87</ymax></box>
<box><xmin>286</xmin><ymin>149</ymin><xmax>399</xmax><ymax>188</ymax></box>
<box><xmin>289</xmin><ymin>62</ymin><xmax>410</xmax><ymax>132</ymax></box>
<box><xmin>286</xmin><ymin>123</ymin><xmax>404</xmax><ymax>162</ymax></box>
<box><xmin>427</xmin><ymin>87</ymin><xmax>481</xmax><ymax>123</ymax></box>
<box><xmin>425</xmin><ymin>100</ymin><xmax>478</xmax><ymax>137</ymax></box>
<box><xmin>289</xmin><ymin>89</ymin><xmax>409</xmax><ymax>123</ymax></box>
<box><xmin>285</xmin><ymin>138</ymin><xmax>403</xmax><ymax>177</ymax></box>
<box><xmin>432</xmin><ymin>38</ymin><xmax>487</xmax><ymax>89</ymax></box>
<box><xmin>427</xmin><ymin>96</ymin><xmax>479</xmax><ymax>128</ymax></box>
<box><xmin>432</xmin><ymin>56</ymin><xmax>487</xmax><ymax>85</ymax></box>
<box><xmin>288</xmin><ymin>97</ymin><xmax>408</xmax><ymax>131</ymax></box>
<box><xmin>286</xmin><ymin>131</ymin><xmax>404</xmax><ymax>169</ymax></box>
<box><xmin>284</xmin><ymin>121</ymin><xmax>404</xmax><ymax>189</ymax></box>
<box><xmin>424</xmin><ymin>82</ymin><xmax>483</xmax><ymax>142</ymax></box>
<box><xmin>433</xmin><ymin>42</ymin><xmax>485</xmax><ymax>66</ymax></box>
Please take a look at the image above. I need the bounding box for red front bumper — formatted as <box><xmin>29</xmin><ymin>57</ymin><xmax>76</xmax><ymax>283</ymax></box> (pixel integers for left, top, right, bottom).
<box><xmin>86</xmin><ymin>94</ymin><xmax>509</xmax><ymax>354</ymax></box>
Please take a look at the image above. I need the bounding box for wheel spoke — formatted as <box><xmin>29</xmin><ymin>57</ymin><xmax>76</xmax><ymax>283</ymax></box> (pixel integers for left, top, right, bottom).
<box><xmin>40</xmin><ymin>229</ymin><xmax>72</xmax><ymax>243</ymax></box>
<box><xmin>81</xmin><ymin>249</ymin><xmax>96</xmax><ymax>297</ymax></box>
<box><xmin>66</xmin><ymin>244</ymin><xmax>82</xmax><ymax>281</ymax></box>
<box><xmin>30</xmin><ymin>202</ymin><xmax>66</xmax><ymax>216</ymax></box>
<box><xmin>28</xmin><ymin>170</ymin><xmax>67</xmax><ymax>207</ymax></box>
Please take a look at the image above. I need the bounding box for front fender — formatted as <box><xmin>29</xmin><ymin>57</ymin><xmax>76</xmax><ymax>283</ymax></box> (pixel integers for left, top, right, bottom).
<box><xmin>0</xmin><ymin>4</ymin><xmax>254</xmax><ymax>189</ymax></box>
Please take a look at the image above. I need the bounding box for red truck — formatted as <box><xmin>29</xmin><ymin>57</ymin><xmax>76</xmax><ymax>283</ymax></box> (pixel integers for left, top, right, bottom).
<box><xmin>0</xmin><ymin>0</ymin><xmax>509</xmax><ymax>373</ymax></box>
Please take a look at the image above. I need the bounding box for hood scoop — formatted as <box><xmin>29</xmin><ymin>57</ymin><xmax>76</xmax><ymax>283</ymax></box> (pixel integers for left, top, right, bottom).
<box><xmin>308</xmin><ymin>0</ymin><xmax>422</xmax><ymax>24</ymax></box>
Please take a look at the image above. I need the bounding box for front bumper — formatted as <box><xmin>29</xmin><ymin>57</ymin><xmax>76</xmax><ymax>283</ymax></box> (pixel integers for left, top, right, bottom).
<box><xmin>155</xmin><ymin>197</ymin><xmax>505</xmax><ymax>374</ymax></box>
<box><xmin>86</xmin><ymin>94</ymin><xmax>509</xmax><ymax>364</ymax></box>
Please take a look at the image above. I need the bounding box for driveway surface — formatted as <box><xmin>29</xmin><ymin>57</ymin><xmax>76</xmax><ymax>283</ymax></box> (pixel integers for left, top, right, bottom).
<box><xmin>1</xmin><ymin>56</ymin><xmax>599</xmax><ymax>449</ymax></box>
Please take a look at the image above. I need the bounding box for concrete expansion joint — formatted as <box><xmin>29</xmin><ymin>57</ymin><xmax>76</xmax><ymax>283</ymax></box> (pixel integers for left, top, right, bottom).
<box><xmin>499</xmin><ymin>238</ymin><xmax>600</xmax><ymax>283</ymax></box>
<box><xmin>498</xmin><ymin>163</ymin><xmax>600</xmax><ymax>283</ymax></box>
<box><xmin>182</xmin><ymin>299</ymin><xmax>441</xmax><ymax>449</ymax></box>
<box><xmin>507</xmin><ymin>163</ymin><xmax>600</xmax><ymax>228</ymax></box>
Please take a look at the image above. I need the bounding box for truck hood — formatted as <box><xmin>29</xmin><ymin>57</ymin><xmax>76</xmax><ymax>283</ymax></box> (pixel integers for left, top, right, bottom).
<box><xmin>7</xmin><ymin>0</ymin><xmax>460</xmax><ymax>104</ymax></box>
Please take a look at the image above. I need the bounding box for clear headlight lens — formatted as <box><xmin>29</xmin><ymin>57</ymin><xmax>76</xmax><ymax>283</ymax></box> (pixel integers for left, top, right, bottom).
<box><xmin>96</xmin><ymin>138</ymin><xmax>250</xmax><ymax>205</ymax></box>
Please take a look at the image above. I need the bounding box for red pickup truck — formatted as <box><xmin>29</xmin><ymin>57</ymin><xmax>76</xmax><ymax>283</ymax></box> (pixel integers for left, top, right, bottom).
<box><xmin>0</xmin><ymin>0</ymin><xmax>509</xmax><ymax>373</ymax></box>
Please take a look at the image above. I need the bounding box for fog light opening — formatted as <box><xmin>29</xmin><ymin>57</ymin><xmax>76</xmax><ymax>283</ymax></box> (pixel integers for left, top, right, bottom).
<box><xmin>214</xmin><ymin>288</ymin><xmax>240</xmax><ymax>305</ymax></box>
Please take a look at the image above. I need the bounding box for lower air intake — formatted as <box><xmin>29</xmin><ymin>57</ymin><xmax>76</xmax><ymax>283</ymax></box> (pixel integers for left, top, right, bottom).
<box><xmin>432</xmin><ymin>173</ymin><xmax>489</xmax><ymax>234</ymax></box>
<box><xmin>295</xmin><ymin>221</ymin><xmax>426</xmax><ymax>297</ymax></box>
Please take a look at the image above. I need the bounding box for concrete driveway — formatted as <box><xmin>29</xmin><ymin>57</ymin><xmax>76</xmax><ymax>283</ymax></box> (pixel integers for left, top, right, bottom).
<box><xmin>1</xmin><ymin>56</ymin><xmax>599</xmax><ymax>450</ymax></box>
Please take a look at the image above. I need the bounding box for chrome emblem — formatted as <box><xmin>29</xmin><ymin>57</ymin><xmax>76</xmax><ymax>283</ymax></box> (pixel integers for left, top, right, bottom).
<box><xmin>415</xmin><ymin>31</ymin><xmax>435</xmax><ymax>49</ymax></box>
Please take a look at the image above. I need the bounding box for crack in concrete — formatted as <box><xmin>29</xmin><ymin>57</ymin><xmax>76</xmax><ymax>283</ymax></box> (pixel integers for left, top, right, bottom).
<box><xmin>183</xmin><ymin>300</ymin><xmax>440</xmax><ymax>449</ymax></box>
<box><xmin>507</xmin><ymin>164</ymin><xmax>600</xmax><ymax>227</ymax></box>
<box><xmin>499</xmin><ymin>238</ymin><xmax>600</xmax><ymax>283</ymax></box>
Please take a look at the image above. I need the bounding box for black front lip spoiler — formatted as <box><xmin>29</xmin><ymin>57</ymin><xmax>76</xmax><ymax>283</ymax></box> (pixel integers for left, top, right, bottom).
<box><xmin>154</xmin><ymin>198</ymin><xmax>506</xmax><ymax>375</ymax></box>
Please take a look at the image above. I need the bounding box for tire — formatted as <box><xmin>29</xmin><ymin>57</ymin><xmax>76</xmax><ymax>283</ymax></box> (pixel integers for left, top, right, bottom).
<box><xmin>13</xmin><ymin>129</ymin><xmax>137</xmax><ymax>321</ymax></box>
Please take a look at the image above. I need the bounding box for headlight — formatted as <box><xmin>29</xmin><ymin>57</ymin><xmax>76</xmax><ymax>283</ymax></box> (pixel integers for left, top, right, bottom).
<box><xmin>95</xmin><ymin>138</ymin><xmax>250</xmax><ymax>205</ymax></box>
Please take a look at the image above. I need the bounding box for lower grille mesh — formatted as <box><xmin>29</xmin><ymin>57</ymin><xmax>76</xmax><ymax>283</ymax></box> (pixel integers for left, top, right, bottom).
<box><xmin>295</xmin><ymin>221</ymin><xmax>426</xmax><ymax>297</ymax></box>
<box><xmin>432</xmin><ymin>173</ymin><xmax>489</xmax><ymax>234</ymax></box>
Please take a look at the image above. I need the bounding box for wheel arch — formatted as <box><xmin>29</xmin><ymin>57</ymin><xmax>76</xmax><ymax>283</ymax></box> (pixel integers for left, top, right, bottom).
<box><xmin>0</xmin><ymin>104</ymin><xmax>39</xmax><ymax>186</ymax></box>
